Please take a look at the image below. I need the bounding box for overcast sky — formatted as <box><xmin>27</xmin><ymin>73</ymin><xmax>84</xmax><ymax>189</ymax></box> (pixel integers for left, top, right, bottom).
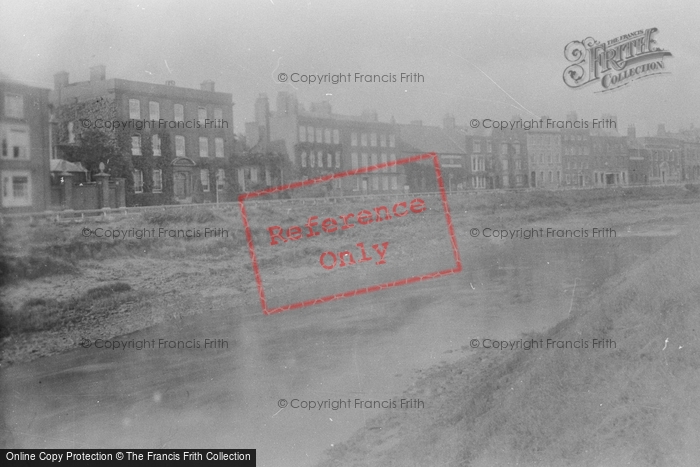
<box><xmin>1</xmin><ymin>0</ymin><xmax>698</xmax><ymax>136</ymax></box>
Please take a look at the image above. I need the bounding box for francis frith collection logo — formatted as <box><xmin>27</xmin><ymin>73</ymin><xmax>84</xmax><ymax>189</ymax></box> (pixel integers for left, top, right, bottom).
<box><xmin>563</xmin><ymin>27</ymin><xmax>672</xmax><ymax>92</ymax></box>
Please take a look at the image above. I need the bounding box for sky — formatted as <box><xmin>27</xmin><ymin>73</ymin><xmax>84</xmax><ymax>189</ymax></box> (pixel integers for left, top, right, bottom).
<box><xmin>1</xmin><ymin>0</ymin><xmax>699</xmax><ymax>137</ymax></box>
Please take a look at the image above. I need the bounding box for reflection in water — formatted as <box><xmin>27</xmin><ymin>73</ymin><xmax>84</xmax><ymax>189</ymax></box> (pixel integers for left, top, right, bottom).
<box><xmin>0</xmin><ymin>235</ymin><xmax>670</xmax><ymax>467</ymax></box>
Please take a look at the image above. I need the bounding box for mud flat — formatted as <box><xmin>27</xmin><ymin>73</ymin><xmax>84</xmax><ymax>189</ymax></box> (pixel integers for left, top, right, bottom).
<box><xmin>316</xmin><ymin>220</ymin><xmax>700</xmax><ymax>466</ymax></box>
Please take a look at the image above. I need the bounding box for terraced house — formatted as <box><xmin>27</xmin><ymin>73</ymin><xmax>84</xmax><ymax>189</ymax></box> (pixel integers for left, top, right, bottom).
<box><xmin>0</xmin><ymin>76</ymin><xmax>51</xmax><ymax>213</ymax></box>
<box><xmin>246</xmin><ymin>92</ymin><xmax>406</xmax><ymax>195</ymax></box>
<box><xmin>51</xmin><ymin>66</ymin><xmax>235</xmax><ymax>206</ymax></box>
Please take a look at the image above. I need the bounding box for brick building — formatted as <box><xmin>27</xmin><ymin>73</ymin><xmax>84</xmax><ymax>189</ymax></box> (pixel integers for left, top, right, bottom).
<box><xmin>527</xmin><ymin>118</ymin><xmax>562</xmax><ymax>188</ymax></box>
<box><xmin>398</xmin><ymin>115</ymin><xmax>468</xmax><ymax>192</ymax></box>
<box><xmin>246</xmin><ymin>92</ymin><xmax>406</xmax><ymax>195</ymax></box>
<box><xmin>51</xmin><ymin>66</ymin><xmax>235</xmax><ymax>206</ymax></box>
<box><xmin>1</xmin><ymin>77</ymin><xmax>51</xmax><ymax>213</ymax></box>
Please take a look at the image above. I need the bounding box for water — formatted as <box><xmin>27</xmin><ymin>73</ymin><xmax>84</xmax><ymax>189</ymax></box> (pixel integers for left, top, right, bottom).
<box><xmin>0</xmin><ymin>233</ymin><xmax>670</xmax><ymax>466</ymax></box>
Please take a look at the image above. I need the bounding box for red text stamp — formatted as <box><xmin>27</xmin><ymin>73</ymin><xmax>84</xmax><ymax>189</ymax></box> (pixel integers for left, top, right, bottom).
<box><xmin>239</xmin><ymin>152</ymin><xmax>461</xmax><ymax>314</ymax></box>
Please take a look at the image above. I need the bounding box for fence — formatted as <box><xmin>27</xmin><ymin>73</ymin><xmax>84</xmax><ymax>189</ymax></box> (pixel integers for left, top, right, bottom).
<box><xmin>0</xmin><ymin>182</ymin><xmax>692</xmax><ymax>225</ymax></box>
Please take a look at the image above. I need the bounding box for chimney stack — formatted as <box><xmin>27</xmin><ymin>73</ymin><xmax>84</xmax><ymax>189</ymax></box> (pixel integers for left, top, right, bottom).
<box><xmin>165</xmin><ymin>80</ymin><xmax>176</xmax><ymax>86</ymax></box>
<box><xmin>627</xmin><ymin>125</ymin><xmax>636</xmax><ymax>139</ymax></box>
<box><xmin>54</xmin><ymin>71</ymin><xmax>69</xmax><ymax>90</ymax></box>
<box><xmin>657</xmin><ymin>123</ymin><xmax>666</xmax><ymax>136</ymax></box>
<box><xmin>90</xmin><ymin>65</ymin><xmax>106</xmax><ymax>82</ymax></box>
<box><xmin>200</xmin><ymin>80</ymin><xmax>215</xmax><ymax>92</ymax></box>
<box><xmin>443</xmin><ymin>114</ymin><xmax>455</xmax><ymax>130</ymax></box>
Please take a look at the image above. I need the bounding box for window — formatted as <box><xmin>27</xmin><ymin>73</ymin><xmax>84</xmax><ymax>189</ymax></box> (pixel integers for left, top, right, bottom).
<box><xmin>361</xmin><ymin>133</ymin><xmax>367</xmax><ymax>146</ymax></box>
<box><xmin>566</xmin><ymin>174</ymin><xmax>571</xmax><ymax>184</ymax></box>
<box><xmin>351</xmin><ymin>132</ymin><xmax>357</xmax><ymax>146</ymax></box>
<box><xmin>514</xmin><ymin>143</ymin><xmax>521</xmax><ymax>155</ymax></box>
<box><xmin>2</xmin><ymin>128</ymin><xmax>29</xmax><ymax>159</ymax></box>
<box><xmin>215</xmin><ymin>138</ymin><xmax>224</xmax><ymax>158</ymax></box>
<box><xmin>198</xmin><ymin>107</ymin><xmax>207</xmax><ymax>124</ymax></box>
<box><xmin>391</xmin><ymin>176</ymin><xmax>398</xmax><ymax>190</ymax></box>
<box><xmin>473</xmin><ymin>141</ymin><xmax>481</xmax><ymax>153</ymax></box>
<box><xmin>237</xmin><ymin>168</ymin><xmax>245</xmax><ymax>191</ymax></box>
<box><xmin>149</xmin><ymin>101</ymin><xmax>160</xmax><ymax>120</ymax></box>
<box><xmin>371</xmin><ymin>153</ymin><xmax>378</xmax><ymax>168</ymax></box>
<box><xmin>333</xmin><ymin>129</ymin><xmax>340</xmax><ymax>144</ymax></box>
<box><xmin>301</xmin><ymin>151</ymin><xmax>308</xmax><ymax>167</ymax></box>
<box><xmin>4</xmin><ymin>94</ymin><xmax>24</xmax><ymax>119</ymax></box>
<box><xmin>307</xmin><ymin>126</ymin><xmax>314</xmax><ymax>143</ymax></box>
<box><xmin>325</xmin><ymin>129</ymin><xmax>331</xmax><ymax>144</ymax></box>
<box><xmin>382</xmin><ymin>175</ymin><xmax>389</xmax><ymax>191</ymax></box>
<box><xmin>380</xmin><ymin>134</ymin><xmax>386</xmax><ymax>147</ymax></box>
<box><xmin>361</xmin><ymin>153</ymin><xmax>368</xmax><ymax>167</ymax></box>
<box><xmin>486</xmin><ymin>141</ymin><xmax>492</xmax><ymax>153</ymax></box>
<box><xmin>335</xmin><ymin>151</ymin><xmax>341</xmax><ymax>168</ymax></box>
<box><xmin>200</xmin><ymin>169</ymin><xmax>210</xmax><ymax>192</ymax></box>
<box><xmin>381</xmin><ymin>153</ymin><xmax>387</xmax><ymax>172</ymax></box>
<box><xmin>310</xmin><ymin>150</ymin><xmax>316</xmax><ymax>167</ymax></box>
<box><xmin>549</xmin><ymin>171</ymin><xmax>553</xmax><ymax>183</ymax></box>
<box><xmin>389</xmin><ymin>135</ymin><xmax>395</xmax><ymax>147</ymax></box>
<box><xmin>250</xmin><ymin>167</ymin><xmax>258</xmax><ymax>183</ymax></box>
<box><xmin>516</xmin><ymin>160</ymin><xmax>521</xmax><ymax>170</ymax></box>
<box><xmin>214</xmin><ymin>108</ymin><xmax>223</xmax><ymax>125</ymax></box>
<box><xmin>351</xmin><ymin>152</ymin><xmax>358</xmax><ymax>169</ymax></box>
<box><xmin>327</xmin><ymin>152</ymin><xmax>332</xmax><ymax>168</ymax></box>
<box><xmin>175</xmin><ymin>135</ymin><xmax>185</xmax><ymax>157</ymax></box>
<box><xmin>389</xmin><ymin>153</ymin><xmax>396</xmax><ymax>172</ymax></box>
<box><xmin>153</xmin><ymin>169</ymin><xmax>163</xmax><ymax>192</ymax></box>
<box><xmin>502</xmin><ymin>159</ymin><xmax>508</xmax><ymax>171</ymax></box>
<box><xmin>316</xmin><ymin>128</ymin><xmax>322</xmax><ymax>143</ymax></box>
<box><xmin>129</xmin><ymin>99</ymin><xmax>140</xmax><ymax>119</ymax></box>
<box><xmin>1</xmin><ymin>171</ymin><xmax>31</xmax><ymax>207</ymax></box>
<box><xmin>199</xmin><ymin>137</ymin><xmax>209</xmax><ymax>158</ymax></box>
<box><xmin>370</xmin><ymin>133</ymin><xmax>377</xmax><ymax>147</ymax></box>
<box><xmin>68</xmin><ymin>121</ymin><xmax>75</xmax><ymax>144</ymax></box>
<box><xmin>131</xmin><ymin>135</ymin><xmax>142</xmax><ymax>155</ymax></box>
<box><xmin>216</xmin><ymin>169</ymin><xmax>225</xmax><ymax>190</ymax></box>
<box><xmin>299</xmin><ymin>126</ymin><xmax>306</xmax><ymax>142</ymax></box>
<box><xmin>372</xmin><ymin>176</ymin><xmax>379</xmax><ymax>191</ymax></box>
<box><xmin>174</xmin><ymin>104</ymin><xmax>184</xmax><ymax>122</ymax></box>
<box><xmin>133</xmin><ymin>170</ymin><xmax>143</xmax><ymax>193</ymax></box>
<box><xmin>152</xmin><ymin>134</ymin><xmax>161</xmax><ymax>156</ymax></box>
<box><xmin>317</xmin><ymin>150</ymin><xmax>323</xmax><ymax>168</ymax></box>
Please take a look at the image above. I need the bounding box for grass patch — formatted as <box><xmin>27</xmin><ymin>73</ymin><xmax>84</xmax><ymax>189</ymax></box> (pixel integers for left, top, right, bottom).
<box><xmin>0</xmin><ymin>254</ymin><xmax>78</xmax><ymax>285</ymax></box>
<box><xmin>142</xmin><ymin>208</ymin><xmax>219</xmax><ymax>225</ymax></box>
<box><xmin>0</xmin><ymin>282</ymin><xmax>139</xmax><ymax>337</ymax></box>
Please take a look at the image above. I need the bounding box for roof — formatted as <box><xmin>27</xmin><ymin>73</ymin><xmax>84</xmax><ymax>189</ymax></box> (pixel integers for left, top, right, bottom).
<box><xmin>247</xmin><ymin>138</ymin><xmax>288</xmax><ymax>157</ymax></box>
<box><xmin>50</xmin><ymin>159</ymin><xmax>88</xmax><ymax>173</ymax></box>
<box><xmin>398</xmin><ymin>123</ymin><xmax>467</xmax><ymax>156</ymax></box>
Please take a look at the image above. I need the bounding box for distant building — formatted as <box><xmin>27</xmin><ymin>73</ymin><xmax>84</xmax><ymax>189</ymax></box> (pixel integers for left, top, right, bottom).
<box><xmin>246</xmin><ymin>92</ymin><xmax>406</xmax><ymax>195</ymax></box>
<box><xmin>0</xmin><ymin>77</ymin><xmax>51</xmax><ymax>213</ymax></box>
<box><xmin>526</xmin><ymin>117</ymin><xmax>562</xmax><ymax>188</ymax></box>
<box><xmin>638</xmin><ymin>124</ymin><xmax>683</xmax><ymax>185</ymax></box>
<box><xmin>489</xmin><ymin>117</ymin><xmax>529</xmax><ymax>189</ymax></box>
<box><xmin>51</xmin><ymin>66</ymin><xmax>235</xmax><ymax>206</ymax></box>
<box><xmin>398</xmin><ymin>115</ymin><xmax>468</xmax><ymax>192</ymax></box>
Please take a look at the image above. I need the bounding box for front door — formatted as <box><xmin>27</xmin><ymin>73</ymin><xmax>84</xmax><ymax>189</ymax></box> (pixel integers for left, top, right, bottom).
<box><xmin>174</xmin><ymin>172</ymin><xmax>189</xmax><ymax>201</ymax></box>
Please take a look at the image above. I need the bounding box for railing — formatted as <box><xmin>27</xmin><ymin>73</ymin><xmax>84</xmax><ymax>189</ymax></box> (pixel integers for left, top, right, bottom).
<box><xmin>0</xmin><ymin>182</ymin><xmax>691</xmax><ymax>224</ymax></box>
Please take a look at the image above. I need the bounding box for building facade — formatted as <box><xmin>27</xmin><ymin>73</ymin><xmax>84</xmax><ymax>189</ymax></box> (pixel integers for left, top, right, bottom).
<box><xmin>51</xmin><ymin>66</ymin><xmax>235</xmax><ymax>206</ymax></box>
<box><xmin>0</xmin><ymin>78</ymin><xmax>51</xmax><ymax>213</ymax></box>
<box><xmin>246</xmin><ymin>92</ymin><xmax>406</xmax><ymax>195</ymax></box>
<box><xmin>527</xmin><ymin>120</ymin><xmax>562</xmax><ymax>188</ymax></box>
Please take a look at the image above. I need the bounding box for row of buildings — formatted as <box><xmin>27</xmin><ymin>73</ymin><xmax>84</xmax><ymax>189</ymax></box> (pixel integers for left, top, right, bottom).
<box><xmin>244</xmin><ymin>92</ymin><xmax>700</xmax><ymax>197</ymax></box>
<box><xmin>2</xmin><ymin>69</ymin><xmax>700</xmax><ymax>213</ymax></box>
